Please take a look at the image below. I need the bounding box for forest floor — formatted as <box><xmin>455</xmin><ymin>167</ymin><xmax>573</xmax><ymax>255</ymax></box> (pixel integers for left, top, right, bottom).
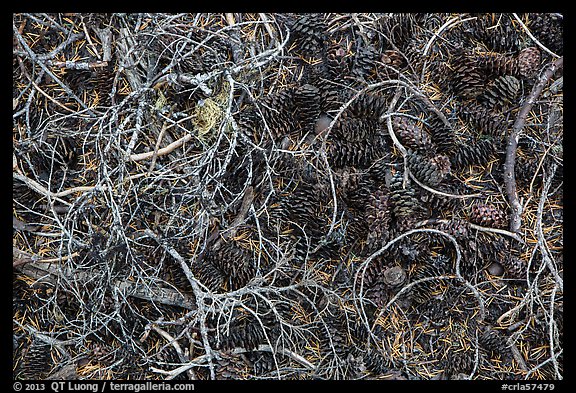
<box><xmin>13</xmin><ymin>13</ymin><xmax>563</xmax><ymax>381</ymax></box>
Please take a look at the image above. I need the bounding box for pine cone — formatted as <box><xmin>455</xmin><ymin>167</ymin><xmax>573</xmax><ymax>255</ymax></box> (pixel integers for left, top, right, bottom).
<box><xmin>218</xmin><ymin>319</ymin><xmax>266</xmax><ymax>351</ymax></box>
<box><xmin>468</xmin><ymin>203</ymin><xmax>507</xmax><ymax>228</ymax></box>
<box><xmin>328</xmin><ymin>137</ymin><xmax>385</xmax><ymax>169</ymax></box>
<box><xmin>294</xmin><ymin>84</ymin><xmax>321</xmax><ymax>131</ymax></box>
<box><xmin>260</xmin><ymin>89</ymin><xmax>297</xmax><ymax>138</ymax></box>
<box><xmin>438</xmin><ymin>218</ymin><xmax>471</xmax><ymax>239</ymax></box>
<box><xmin>407</xmin><ymin>150</ymin><xmax>450</xmax><ymax>186</ymax></box>
<box><xmin>527</xmin><ymin>13</ymin><xmax>563</xmax><ymax>55</ymax></box>
<box><xmin>392</xmin><ymin>116</ymin><xmax>434</xmax><ymax>153</ymax></box>
<box><xmin>246</xmin><ymin>351</ymin><xmax>276</xmax><ymax>375</ymax></box>
<box><xmin>215</xmin><ymin>352</ymin><xmax>247</xmax><ymax>379</ymax></box>
<box><xmin>366</xmin><ymin>188</ymin><xmax>392</xmax><ymax>245</ymax></box>
<box><xmin>351</xmin><ymin>44</ymin><xmax>378</xmax><ymax>80</ymax></box>
<box><xmin>383</xmin><ymin>265</ymin><xmax>407</xmax><ymax>288</ymax></box>
<box><xmin>325</xmin><ymin>43</ymin><xmax>349</xmax><ymax>79</ymax></box>
<box><xmin>289</xmin><ymin>14</ymin><xmax>328</xmax><ymax>56</ymax></box>
<box><xmin>468</xmin><ymin>14</ymin><xmax>521</xmax><ymax>53</ymax></box>
<box><xmin>479</xmin><ymin>328</ymin><xmax>511</xmax><ymax>358</ymax></box>
<box><xmin>381</xmin><ymin>49</ymin><xmax>406</xmax><ymax>70</ymax></box>
<box><xmin>445</xmin><ymin>350</ymin><xmax>475</xmax><ymax>376</ymax></box>
<box><xmin>425</xmin><ymin>114</ymin><xmax>456</xmax><ymax>154</ymax></box>
<box><xmin>409</xmin><ymin>256</ymin><xmax>450</xmax><ymax>304</ymax></box>
<box><xmin>451</xmin><ymin>139</ymin><xmax>496</xmax><ymax>170</ymax></box>
<box><xmin>317</xmin><ymin>83</ymin><xmax>342</xmax><ymax>113</ymax></box>
<box><xmin>364</xmin><ymin>350</ymin><xmax>392</xmax><ymax>374</ymax></box>
<box><xmin>193</xmin><ymin>260</ymin><xmax>227</xmax><ymax>292</ymax></box>
<box><xmin>388</xmin><ymin>173</ymin><xmax>422</xmax><ymax>220</ymax></box>
<box><xmin>377</xmin><ymin>14</ymin><xmax>416</xmax><ymax>50</ymax></box>
<box><xmin>516</xmin><ymin>46</ymin><xmax>541</xmax><ymax>79</ymax></box>
<box><xmin>476</xmin><ymin>52</ymin><xmax>518</xmax><ymax>77</ymax></box>
<box><xmin>458</xmin><ymin>102</ymin><xmax>507</xmax><ymax>137</ymax></box>
<box><xmin>343</xmin><ymin>92</ymin><xmax>389</xmax><ymax>121</ymax></box>
<box><xmin>448</xmin><ymin>50</ymin><xmax>487</xmax><ymax>99</ymax></box>
<box><xmin>18</xmin><ymin>341</ymin><xmax>53</xmax><ymax>379</ymax></box>
<box><xmin>332</xmin><ymin>117</ymin><xmax>379</xmax><ymax>142</ymax></box>
<box><xmin>502</xmin><ymin>256</ymin><xmax>528</xmax><ymax>279</ymax></box>
<box><xmin>479</xmin><ymin>75</ymin><xmax>520</xmax><ymax>109</ymax></box>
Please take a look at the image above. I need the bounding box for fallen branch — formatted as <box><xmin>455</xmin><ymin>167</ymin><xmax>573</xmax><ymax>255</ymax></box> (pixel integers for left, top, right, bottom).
<box><xmin>44</xmin><ymin>60</ymin><xmax>109</xmax><ymax>70</ymax></box>
<box><xmin>13</xmin><ymin>247</ymin><xmax>79</xmax><ymax>268</ymax></box>
<box><xmin>504</xmin><ymin>56</ymin><xmax>563</xmax><ymax>233</ymax></box>
<box><xmin>16</xmin><ymin>261</ymin><xmax>197</xmax><ymax>311</ymax></box>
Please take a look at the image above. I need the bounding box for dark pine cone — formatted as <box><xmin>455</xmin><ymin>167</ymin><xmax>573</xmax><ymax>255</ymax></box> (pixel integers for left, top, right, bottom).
<box><xmin>318</xmin><ymin>315</ymin><xmax>352</xmax><ymax>360</ymax></box>
<box><xmin>388</xmin><ymin>173</ymin><xmax>423</xmax><ymax>222</ymax></box>
<box><xmin>17</xmin><ymin>340</ymin><xmax>53</xmax><ymax>379</ymax></box>
<box><xmin>502</xmin><ymin>256</ymin><xmax>528</xmax><ymax>279</ymax></box>
<box><xmin>527</xmin><ymin>13</ymin><xmax>563</xmax><ymax>55</ymax></box>
<box><xmin>479</xmin><ymin>328</ymin><xmax>512</xmax><ymax>359</ymax></box>
<box><xmin>245</xmin><ymin>351</ymin><xmax>276</xmax><ymax>376</ymax></box>
<box><xmin>363</xmin><ymin>349</ymin><xmax>392</xmax><ymax>375</ymax></box>
<box><xmin>351</xmin><ymin>44</ymin><xmax>379</xmax><ymax>80</ymax></box>
<box><xmin>236</xmin><ymin>108</ymin><xmax>263</xmax><ymax>143</ymax></box>
<box><xmin>447</xmin><ymin>50</ymin><xmax>487</xmax><ymax>100</ymax></box>
<box><xmin>457</xmin><ymin>102</ymin><xmax>508</xmax><ymax>138</ymax></box>
<box><xmin>468</xmin><ymin>203</ymin><xmax>507</xmax><ymax>228</ymax></box>
<box><xmin>392</xmin><ymin>116</ymin><xmax>434</xmax><ymax>153</ymax></box>
<box><xmin>438</xmin><ymin>218</ymin><xmax>471</xmax><ymax>240</ymax></box>
<box><xmin>200</xmin><ymin>38</ymin><xmax>231</xmax><ymax>71</ymax></box>
<box><xmin>478</xmin><ymin>75</ymin><xmax>521</xmax><ymax>109</ymax></box>
<box><xmin>363</xmin><ymin>263</ymin><xmax>389</xmax><ymax>307</ymax></box>
<box><xmin>193</xmin><ymin>259</ymin><xmax>227</xmax><ymax>292</ymax></box>
<box><xmin>317</xmin><ymin>84</ymin><xmax>342</xmax><ymax>114</ymax></box>
<box><xmin>475</xmin><ymin>53</ymin><xmax>518</xmax><ymax>77</ymax></box>
<box><xmin>383</xmin><ymin>265</ymin><xmax>408</xmax><ymax>289</ymax></box>
<box><xmin>332</xmin><ymin>117</ymin><xmax>379</xmax><ymax>142</ymax></box>
<box><xmin>444</xmin><ymin>350</ymin><xmax>475</xmax><ymax>377</ymax></box>
<box><xmin>197</xmin><ymin>242</ymin><xmax>256</xmax><ymax>293</ymax></box>
<box><xmin>409</xmin><ymin>256</ymin><xmax>451</xmax><ymax>305</ymax></box>
<box><xmin>366</xmin><ymin>188</ymin><xmax>392</xmax><ymax>246</ymax></box>
<box><xmin>467</xmin><ymin>14</ymin><xmax>521</xmax><ymax>53</ymax></box>
<box><xmin>218</xmin><ymin>318</ymin><xmax>266</xmax><ymax>351</ymax></box>
<box><xmin>425</xmin><ymin>113</ymin><xmax>456</xmax><ymax>154</ymax></box>
<box><xmin>327</xmin><ymin>137</ymin><xmax>386</xmax><ymax>169</ymax></box>
<box><xmin>259</xmin><ymin>89</ymin><xmax>297</xmax><ymax>138</ymax></box>
<box><xmin>450</xmin><ymin>139</ymin><xmax>497</xmax><ymax>170</ymax></box>
<box><xmin>407</xmin><ymin>150</ymin><xmax>450</xmax><ymax>186</ymax></box>
<box><xmin>294</xmin><ymin>84</ymin><xmax>321</xmax><ymax>132</ymax></box>
<box><xmin>289</xmin><ymin>14</ymin><xmax>328</xmax><ymax>56</ymax></box>
<box><xmin>325</xmin><ymin>42</ymin><xmax>349</xmax><ymax>80</ymax></box>
<box><xmin>215</xmin><ymin>352</ymin><xmax>247</xmax><ymax>380</ymax></box>
<box><xmin>343</xmin><ymin>92</ymin><xmax>389</xmax><ymax>121</ymax></box>
<box><xmin>377</xmin><ymin>13</ymin><xmax>416</xmax><ymax>50</ymax></box>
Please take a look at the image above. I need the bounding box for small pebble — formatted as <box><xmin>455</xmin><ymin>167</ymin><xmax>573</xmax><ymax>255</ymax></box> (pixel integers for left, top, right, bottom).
<box><xmin>383</xmin><ymin>266</ymin><xmax>407</xmax><ymax>287</ymax></box>
<box><xmin>314</xmin><ymin>115</ymin><xmax>333</xmax><ymax>135</ymax></box>
<box><xmin>487</xmin><ymin>262</ymin><xmax>504</xmax><ymax>276</ymax></box>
